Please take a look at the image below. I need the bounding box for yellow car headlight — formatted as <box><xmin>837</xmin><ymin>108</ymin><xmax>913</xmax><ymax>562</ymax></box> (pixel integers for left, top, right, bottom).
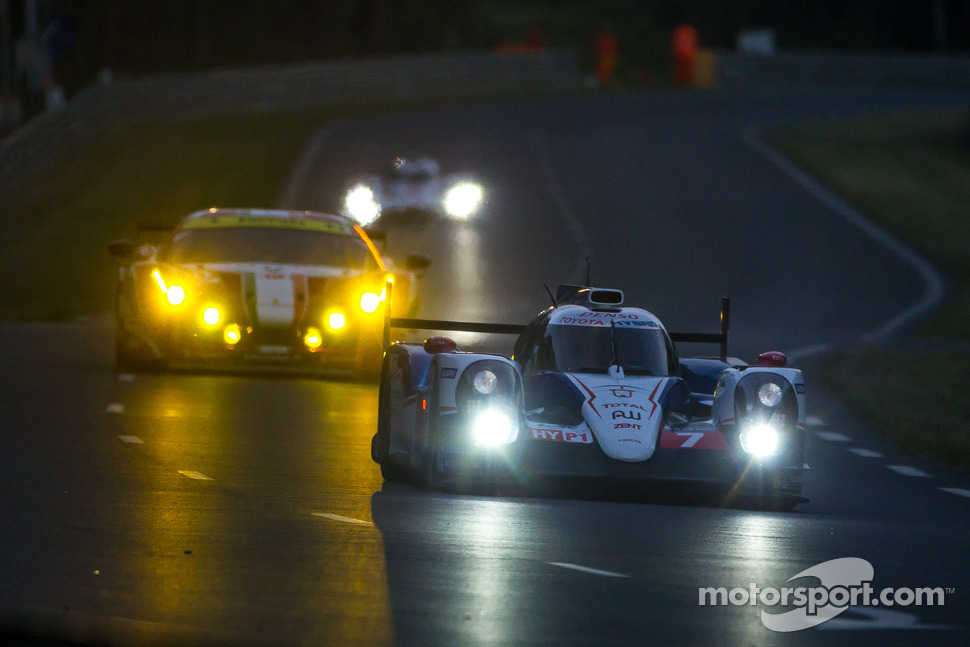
<box><xmin>360</xmin><ymin>292</ymin><xmax>381</xmax><ymax>313</ymax></box>
<box><xmin>203</xmin><ymin>307</ymin><xmax>220</xmax><ymax>326</ymax></box>
<box><xmin>223</xmin><ymin>323</ymin><xmax>241</xmax><ymax>345</ymax></box>
<box><xmin>153</xmin><ymin>269</ymin><xmax>186</xmax><ymax>306</ymax></box>
<box><xmin>166</xmin><ymin>285</ymin><xmax>185</xmax><ymax>306</ymax></box>
<box><xmin>328</xmin><ymin>312</ymin><xmax>346</xmax><ymax>330</ymax></box>
<box><xmin>304</xmin><ymin>327</ymin><xmax>323</xmax><ymax>349</ymax></box>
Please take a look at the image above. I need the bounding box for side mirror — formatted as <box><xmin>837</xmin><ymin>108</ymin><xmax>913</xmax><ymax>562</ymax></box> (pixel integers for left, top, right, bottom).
<box><xmin>107</xmin><ymin>240</ymin><xmax>134</xmax><ymax>258</ymax></box>
<box><xmin>405</xmin><ymin>255</ymin><xmax>431</xmax><ymax>272</ymax></box>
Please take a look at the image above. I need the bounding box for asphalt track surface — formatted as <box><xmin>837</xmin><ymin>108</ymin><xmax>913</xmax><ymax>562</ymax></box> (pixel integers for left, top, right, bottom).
<box><xmin>3</xmin><ymin>87</ymin><xmax>970</xmax><ymax>646</ymax></box>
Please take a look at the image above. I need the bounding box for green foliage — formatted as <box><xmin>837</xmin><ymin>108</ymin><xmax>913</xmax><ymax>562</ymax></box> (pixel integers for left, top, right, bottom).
<box><xmin>770</xmin><ymin>108</ymin><xmax>970</xmax><ymax>473</ymax></box>
<box><xmin>819</xmin><ymin>347</ymin><xmax>970</xmax><ymax>472</ymax></box>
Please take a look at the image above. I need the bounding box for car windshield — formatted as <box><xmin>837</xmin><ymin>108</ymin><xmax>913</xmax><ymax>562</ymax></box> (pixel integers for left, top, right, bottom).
<box><xmin>161</xmin><ymin>227</ymin><xmax>379</xmax><ymax>269</ymax></box>
<box><xmin>547</xmin><ymin>324</ymin><xmax>673</xmax><ymax>376</ymax></box>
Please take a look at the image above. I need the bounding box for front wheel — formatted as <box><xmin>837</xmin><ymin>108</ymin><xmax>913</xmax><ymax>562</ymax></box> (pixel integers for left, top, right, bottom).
<box><xmin>374</xmin><ymin>362</ymin><xmax>409</xmax><ymax>482</ymax></box>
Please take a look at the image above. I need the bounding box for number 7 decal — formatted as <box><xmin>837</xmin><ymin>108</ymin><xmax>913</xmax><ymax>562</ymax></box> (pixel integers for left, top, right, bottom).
<box><xmin>676</xmin><ymin>432</ymin><xmax>705</xmax><ymax>448</ymax></box>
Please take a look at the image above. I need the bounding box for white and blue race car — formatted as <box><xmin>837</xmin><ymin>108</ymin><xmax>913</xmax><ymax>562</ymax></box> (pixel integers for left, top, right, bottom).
<box><xmin>371</xmin><ymin>285</ymin><xmax>809</xmax><ymax>508</ymax></box>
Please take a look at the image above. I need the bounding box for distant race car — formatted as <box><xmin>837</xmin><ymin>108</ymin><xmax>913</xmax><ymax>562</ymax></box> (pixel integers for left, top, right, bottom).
<box><xmin>343</xmin><ymin>155</ymin><xmax>483</xmax><ymax>226</ymax></box>
<box><xmin>108</xmin><ymin>208</ymin><xmax>428</xmax><ymax>375</ymax></box>
<box><xmin>371</xmin><ymin>285</ymin><xmax>809</xmax><ymax>508</ymax></box>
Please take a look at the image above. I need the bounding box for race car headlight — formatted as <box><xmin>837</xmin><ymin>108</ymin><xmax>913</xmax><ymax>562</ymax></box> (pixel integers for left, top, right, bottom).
<box><xmin>203</xmin><ymin>307</ymin><xmax>220</xmax><ymax>326</ymax></box>
<box><xmin>740</xmin><ymin>423</ymin><xmax>780</xmax><ymax>457</ymax></box>
<box><xmin>735</xmin><ymin>374</ymin><xmax>796</xmax><ymax>423</ymax></box>
<box><xmin>456</xmin><ymin>360</ymin><xmax>518</xmax><ymax>406</ymax></box>
<box><xmin>443</xmin><ymin>182</ymin><xmax>484</xmax><ymax>219</ymax></box>
<box><xmin>153</xmin><ymin>269</ymin><xmax>187</xmax><ymax>306</ymax></box>
<box><xmin>471</xmin><ymin>408</ymin><xmax>516</xmax><ymax>446</ymax></box>
<box><xmin>328</xmin><ymin>312</ymin><xmax>346</xmax><ymax>330</ymax></box>
<box><xmin>344</xmin><ymin>185</ymin><xmax>381</xmax><ymax>226</ymax></box>
<box><xmin>304</xmin><ymin>326</ymin><xmax>322</xmax><ymax>349</ymax></box>
<box><xmin>360</xmin><ymin>291</ymin><xmax>381</xmax><ymax>313</ymax></box>
<box><xmin>473</xmin><ymin>370</ymin><xmax>497</xmax><ymax>395</ymax></box>
<box><xmin>223</xmin><ymin>323</ymin><xmax>241</xmax><ymax>345</ymax></box>
<box><xmin>166</xmin><ymin>285</ymin><xmax>185</xmax><ymax>306</ymax></box>
<box><xmin>758</xmin><ymin>382</ymin><xmax>783</xmax><ymax>407</ymax></box>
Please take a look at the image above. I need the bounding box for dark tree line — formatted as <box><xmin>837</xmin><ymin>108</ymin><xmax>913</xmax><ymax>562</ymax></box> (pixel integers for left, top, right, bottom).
<box><xmin>8</xmin><ymin>0</ymin><xmax>970</xmax><ymax>95</ymax></box>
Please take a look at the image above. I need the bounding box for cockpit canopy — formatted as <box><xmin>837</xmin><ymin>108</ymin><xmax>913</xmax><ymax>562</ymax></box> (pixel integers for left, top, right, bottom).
<box><xmin>514</xmin><ymin>305</ymin><xmax>679</xmax><ymax>377</ymax></box>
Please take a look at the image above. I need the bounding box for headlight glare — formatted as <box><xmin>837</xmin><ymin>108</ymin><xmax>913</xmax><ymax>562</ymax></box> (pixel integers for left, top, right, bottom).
<box><xmin>328</xmin><ymin>312</ymin><xmax>346</xmax><ymax>330</ymax></box>
<box><xmin>203</xmin><ymin>307</ymin><xmax>220</xmax><ymax>326</ymax></box>
<box><xmin>443</xmin><ymin>182</ymin><xmax>483</xmax><ymax>219</ymax></box>
<box><xmin>344</xmin><ymin>185</ymin><xmax>380</xmax><ymax>226</ymax></box>
<box><xmin>471</xmin><ymin>408</ymin><xmax>516</xmax><ymax>446</ymax></box>
<box><xmin>360</xmin><ymin>292</ymin><xmax>381</xmax><ymax>313</ymax></box>
<box><xmin>223</xmin><ymin>323</ymin><xmax>241</xmax><ymax>345</ymax></box>
<box><xmin>166</xmin><ymin>285</ymin><xmax>185</xmax><ymax>306</ymax></box>
<box><xmin>304</xmin><ymin>326</ymin><xmax>322</xmax><ymax>349</ymax></box>
<box><xmin>740</xmin><ymin>423</ymin><xmax>780</xmax><ymax>457</ymax></box>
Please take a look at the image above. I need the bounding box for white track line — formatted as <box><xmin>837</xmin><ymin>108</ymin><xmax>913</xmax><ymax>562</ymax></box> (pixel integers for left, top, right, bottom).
<box><xmin>105</xmin><ymin>403</ymin><xmax>125</xmax><ymax>414</ymax></box>
<box><xmin>848</xmin><ymin>448</ymin><xmax>884</xmax><ymax>458</ymax></box>
<box><xmin>815</xmin><ymin>431</ymin><xmax>851</xmax><ymax>442</ymax></box>
<box><xmin>178</xmin><ymin>470</ymin><xmax>213</xmax><ymax>481</ymax></box>
<box><xmin>311</xmin><ymin>513</ymin><xmax>374</xmax><ymax>526</ymax></box>
<box><xmin>886</xmin><ymin>465</ymin><xmax>931</xmax><ymax>478</ymax></box>
<box><xmin>275</xmin><ymin>124</ymin><xmax>335</xmax><ymax>208</ymax></box>
<box><xmin>807</xmin><ymin>416</ymin><xmax>826</xmax><ymax>427</ymax></box>
<box><xmin>117</xmin><ymin>435</ymin><xmax>143</xmax><ymax>444</ymax></box>
<box><xmin>939</xmin><ymin>487</ymin><xmax>970</xmax><ymax>498</ymax></box>
<box><xmin>742</xmin><ymin>128</ymin><xmax>945</xmax><ymax>354</ymax></box>
<box><xmin>547</xmin><ymin>562</ymin><xmax>629</xmax><ymax>578</ymax></box>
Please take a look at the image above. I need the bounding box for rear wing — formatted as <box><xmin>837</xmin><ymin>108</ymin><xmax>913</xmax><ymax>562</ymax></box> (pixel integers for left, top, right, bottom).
<box><xmin>382</xmin><ymin>281</ymin><xmax>730</xmax><ymax>361</ymax></box>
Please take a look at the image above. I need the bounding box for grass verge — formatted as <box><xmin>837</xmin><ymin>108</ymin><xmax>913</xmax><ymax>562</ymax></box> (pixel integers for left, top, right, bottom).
<box><xmin>767</xmin><ymin>108</ymin><xmax>970</xmax><ymax>473</ymax></box>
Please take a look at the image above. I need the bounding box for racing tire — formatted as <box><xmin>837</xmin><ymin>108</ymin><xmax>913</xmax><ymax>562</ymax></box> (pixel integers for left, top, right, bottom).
<box><xmin>375</xmin><ymin>364</ymin><xmax>410</xmax><ymax>482</ymax></box>
<box><xmin>422</xmin><ymin>447</ymin><xmax>447</xmax><ymax>491</ymax></box>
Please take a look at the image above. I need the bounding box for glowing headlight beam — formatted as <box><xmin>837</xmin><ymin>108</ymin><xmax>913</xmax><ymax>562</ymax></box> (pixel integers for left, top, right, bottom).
<box><xmin>344</xmin><ymin>185</ymin><xmax>381</xmax><ymax>226</ymax></box>
<box><xmin>166</xmin><ymin>285</ymin><xmax>185</xmax><ymax>306</ymax></box>
<box><xmin>304</xmin><ymin>326</ymin><xmax>322</xmax><ymax>349</ymax></box>
<box><xmin>360</xmin><ymin>292</ymin><xmax>381</xmax><ymax>313</ymax></box>
<box><xmin>328</xmin><ymin>312</ymin><xmax>346</xmax><ymax>330</ymax></box>
<box><xmin>223</xmin><ymin>323</ymin><xmax>241</xmax><ymax>345</ymax></box>
<box><xmin>471</xmin><ymin>409</ymin><xmax>516</xmax><ymax>446</ymax></box>
<box><xmin>203</xmin><ymin>307</ymin><xmax>220</xmax><ymax>326</ymax></box>
<box><xmin>740</xmin><ymin>423</ymin><xmax>780</xmax><ymax>457</ymax></box>
<box><xmin>443</xmin><ymin>182</ymin><xmax>483</xmax><ymax>219</ymax></box>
